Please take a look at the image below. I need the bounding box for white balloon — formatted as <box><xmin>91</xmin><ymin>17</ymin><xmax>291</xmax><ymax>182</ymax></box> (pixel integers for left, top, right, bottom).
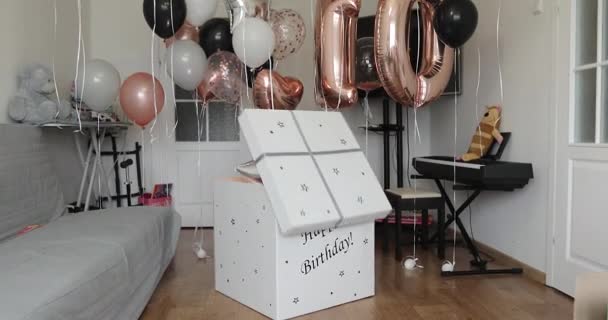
<box><xmin>76</xmin><ymin>59</ymin><xmax>121</xmax><ymax>112</ymax></box>
<box><xmin>232</xmin><ymin>17</ymin><xmax>275</xmax><ymax>69</ymax></box>
<box><xmin>166</xmin><ymin>40</ymin><xmax>208</xmax><ymax>91</ymax></box>
<box><xmin>185</xmin><ymin>0</ymin><xmax>220</xmax><ymax>26</ymax></box>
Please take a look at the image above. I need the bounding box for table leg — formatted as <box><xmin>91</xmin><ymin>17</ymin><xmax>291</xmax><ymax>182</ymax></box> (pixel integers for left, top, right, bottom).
<box><xmin>382</xmin><ymin>215</ymin><xmax>391</xmax><ymax>253</ymax></box>
<box><xmin>91</xmin><ymin>129</ymin><xmax>113</xmax><ymax>208</ymax></box>
<box><xmin>76</xmin><ymin>135</ymin><xmax>94</xmax><ymax>208</ymax></box>
<box><xmin>74</xmin><ymin>132</ymin><xmax>86</xmax><ymax>168</ymax></box>
<box><xmin>84</xmin><ymin>150</ymin><xmax>98</xmax><ymax>212</ymax></box>
<box><xmin>395</xmin><ymin>209</ymin><xmax>402</xmax><ymax>261</ymax></box>
<box><xmin>422</xmin><ymin>209</ymin><xmax>429</xmax><ymax>249</ymax></box>
<box><xmin>84</xmin><ymin>128</ymin><xmax>106</xmax><ymax>212</ymax></box>
<box><xmin>438</xmin><ymin>205</ymin><xmax>446</xmax><ymax>260</ymax></box>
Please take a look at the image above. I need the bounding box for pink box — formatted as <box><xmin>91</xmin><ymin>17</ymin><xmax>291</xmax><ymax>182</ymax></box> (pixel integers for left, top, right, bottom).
<box><xmin>139</xmin><ymin>194</ymin><xmax>172</xmax><ymax>207</ymax></box>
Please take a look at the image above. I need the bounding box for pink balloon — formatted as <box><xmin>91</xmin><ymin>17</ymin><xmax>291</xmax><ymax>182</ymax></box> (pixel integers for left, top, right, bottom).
<box><xmin>205</xmin><ymin>51</ymin><xmax>245</xmax><ymax>104</ymax></box>
<box><xmin>119</xmin><ymin>72</ymin><xmax>165</xmax><ymax>127</ymax></box>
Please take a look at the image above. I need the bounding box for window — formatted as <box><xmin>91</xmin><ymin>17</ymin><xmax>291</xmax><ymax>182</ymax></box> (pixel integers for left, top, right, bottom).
<box><xmin>174</xmin><ymin>86</ymin><xmax>240</xmax><ymax>143</ymax></box>
<box><xmin>573</xmin><ymin>0</ymin><xmax>608</xmax><ymax>143</ymax></box>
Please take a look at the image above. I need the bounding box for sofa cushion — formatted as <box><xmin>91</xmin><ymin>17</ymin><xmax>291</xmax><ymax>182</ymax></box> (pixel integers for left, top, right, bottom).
<box><xmin>0</xmin><ymin>206</ymin><xmax>181</xmax><ymax>320</ymax></box>
<box><xmin>0</xmin><ymin>125</ymin><xmax>64</xmax><ymax>241</ymax></box>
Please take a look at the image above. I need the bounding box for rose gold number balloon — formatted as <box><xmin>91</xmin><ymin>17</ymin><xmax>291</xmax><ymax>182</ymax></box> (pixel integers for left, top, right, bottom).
<box><xmin>375</xmin><ymin>0</ymin><xmax>454</xmax><ymax>108</ymax></box>
<box><xmin>415</xmin><ymin>0</ymin><xmax>455</xmax><ymax>107</ymax></box>
<box><xmin>120</xmin><ymin>73</ymin><xmax>165</xmax><ymax>128</ymax></box>
<box><xmin>314</xmin><ymin>0</ymin><xmax>361</xmax><ymax>109</ymax></box>
<box><xmin>253</xmin><ymin>70</ymin><xmax>304</xmax><ymax>110</ymax></box>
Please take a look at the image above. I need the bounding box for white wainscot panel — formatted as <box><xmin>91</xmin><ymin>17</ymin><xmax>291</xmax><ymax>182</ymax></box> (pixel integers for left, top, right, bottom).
<box><xmin>569</xmin><ymin>159</ymin><xmax>608</xmax><ymax>270</ymax></box>
<box><xmin>178</xmin><ymin>204</ymin><xmax>212</xmax><ymax>227</ymax></box>
<box><xmin>176</xmin><ymin>150</ymin><xmax>240</xmax><ymax>227</ymax></box>
<box><xmin>176</xmin><ymin>150</ymin><xmax>240</xmax><ymax>204</ymax></box>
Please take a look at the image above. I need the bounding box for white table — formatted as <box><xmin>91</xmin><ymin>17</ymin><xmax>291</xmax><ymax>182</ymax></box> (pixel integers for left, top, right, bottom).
<box><xmin>40</xmin><ymin>121</ymin><xmax>131</xmax><ymax>212</ymax></box>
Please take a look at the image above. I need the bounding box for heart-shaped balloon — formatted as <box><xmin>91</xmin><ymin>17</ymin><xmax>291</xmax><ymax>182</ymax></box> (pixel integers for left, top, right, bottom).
<box><xmin>253</xmin><ymin>70</ymin><xmax>304</xmax><ymax>110</ymax></box>
<box><xmin>165</xmin><ymin>22</ymin><xmax>200</xmax><ymax>48</ymax></box>
<box><xmin>196</xmin><ymin>80</ymin><xmax>216</xmax><ymax>104</ymax></box>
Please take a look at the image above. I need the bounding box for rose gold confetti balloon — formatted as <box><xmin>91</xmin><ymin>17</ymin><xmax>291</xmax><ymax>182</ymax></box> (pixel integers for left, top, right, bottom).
<box><xmin>269</xmin><ymin>9</ymin><xmax>306</xmax><ymax>61</ymax></box>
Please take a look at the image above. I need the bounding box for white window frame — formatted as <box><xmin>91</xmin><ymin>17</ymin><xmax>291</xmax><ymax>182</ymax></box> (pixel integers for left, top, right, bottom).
<box><xmin>571</xmin><ymin>0</ymin><xmax>608</xmax><ymax>145</ymax></box>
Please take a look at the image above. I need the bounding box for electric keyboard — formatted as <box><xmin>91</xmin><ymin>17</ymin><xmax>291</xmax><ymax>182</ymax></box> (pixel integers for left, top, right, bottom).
<box><xmin>411</xmin><ymin>133</ymin><xmax>533</xmax><ymax>276</ymax></box>
<box><xmin>413</xmin><ymin>156</ymin><xmax>534</xmax><ymax>190</ymax></box>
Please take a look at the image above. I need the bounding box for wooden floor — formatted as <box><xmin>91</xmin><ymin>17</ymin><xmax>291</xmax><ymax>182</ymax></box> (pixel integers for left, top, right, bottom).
<box><xmin>141</xmin><ymin>230</ymin><xmax>573</xmax><ymax>320</ymax></box>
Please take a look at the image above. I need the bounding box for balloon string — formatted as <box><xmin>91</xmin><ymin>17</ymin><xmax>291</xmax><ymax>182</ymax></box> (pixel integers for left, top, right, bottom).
<box><xmin>335</xmin><ymin>4</ymin><xmax>345</xmax><ymax>112</ymax></box>
<box><xmin>310</xmin><ymin>0</ymin><xmax>328</xmax><ymax>111</ymax></box>
<box><xmin>193</xmin><ymin>208</ymin><xmax>205</xmax><ymax>251</ymax></box>
<box><xmin>268</xmin><ymin>14</ymin><xmax>275</xmax><ymax>112</ymax></box>
<box><xmin>364</xmin><ymin>92</ymin><xmax>369</xmax><ymax>157</ymax></box>
<box><xmin>269</xmin><ymin>56</ymin><xmax>275</xmax><ymax>111</ymax></box>
<box><xmin>52</xmin><ymin>0</ymin><xmax>61</xmax><ymax>118</ymax></box>
<box><xmin>149</xmin><ymin>0</ymin><xmax>159</xmax><ymax>141</ymax></box>
<box><xmin>497</xmin><ymin>0</ymin><xmax>504</xmax><ymax>105</ymax></box>
<box><xmin>452</xmin><ymin>48</ymin><xmax>459</xmax><ymax>266</ymax></box>
<box><xmin>80</xmin><ymin>38</ymin><xmax>88</xmax><ymax>129</ymax></box>
<box><xmin>239</xmin><ymin>65</ymin><xmax>244</xmax><ymax>110</ymax></box>
<box><xmin>234</xmin><ymin>102</ymin><xmax>239</xmax><ymax>127</ymax></box>
<box><xmin>414</xmin><ymin>6</ymin><xmax>422</xmax><ymax>144</ymax></box>
<box><xmin>195</xmin><ymin>95</ymin><xmax>201</xmax><ymax>177</ymax></box>
<box><xmin>412</xmin><ymin>5</ymin><xmax>422</xmax><ymax>264</ymax></box>
<box><xmin>169</xmin><ymin>0</ymin><xmax>179</xmax><ymax>138</ymax></box>
<box><xmin>74</xmin><ymin>0</ymin><xmax>84</xmax><ymax>133</ymax></box>
<box><xmin>242</xmin><ymin>24</ymin><xmax>251</xmax><ymax>104</ymax></box>
<box><xmin>141</xmin><ymin>129</ymin><xmax>146</xmax><ymax>192</ymax></box>
<box><xmin>476</xmin><ymin>47</ymin><xmax>482</xmax><ymax>156</ymax></box>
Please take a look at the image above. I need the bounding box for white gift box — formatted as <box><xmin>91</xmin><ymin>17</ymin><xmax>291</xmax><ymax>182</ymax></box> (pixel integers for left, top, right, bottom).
<box><xmin>214</xmin><ymin>110</ymin><xmax>392</xmax><ymax>319</ymax></box>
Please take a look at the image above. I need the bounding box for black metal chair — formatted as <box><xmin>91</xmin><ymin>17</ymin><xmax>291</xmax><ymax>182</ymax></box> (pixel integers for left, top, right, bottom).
<box><xmin>384</xmin><ymin>188</ymin><xmax>446</xmax><ymax>261</ymax></box>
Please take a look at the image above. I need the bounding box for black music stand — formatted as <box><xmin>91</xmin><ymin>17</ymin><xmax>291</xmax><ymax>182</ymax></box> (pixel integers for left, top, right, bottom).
<box><xmin>414</xmin><ymin>133</ymin><xmax>524</xmax><ymax>277</ymax></box>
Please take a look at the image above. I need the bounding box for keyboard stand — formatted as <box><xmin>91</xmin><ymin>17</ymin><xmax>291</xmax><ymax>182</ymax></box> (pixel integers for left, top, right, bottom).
<box><xmin>413</xmin><ymin>175</ymin><xmax>524</xmax><ymax>277</ymax></box>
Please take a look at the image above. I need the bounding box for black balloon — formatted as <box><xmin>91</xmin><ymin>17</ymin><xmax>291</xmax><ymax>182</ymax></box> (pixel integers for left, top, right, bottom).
<box><xmin>433</xmin><ymin>0</ymin><xmax>478</xmax><ymax>48</ymax></box>
<box><xmin>355</xmin><ymin>37</ymin><xmax>382</xmax><ymax>92</ymax></box>
<box><xmin>246</xmin><ymin>58</ymin><xmax>274</xmax><ymax>88</ymax></box>
<box><xmin>143</xmin><ymin>0</ymin><xmax>187</xmax><ymax>39</ymax></box>
<box><xmin>199</xmin><ymin>18</ymin><xmax>234</xmax><ymax>57</ymax></box>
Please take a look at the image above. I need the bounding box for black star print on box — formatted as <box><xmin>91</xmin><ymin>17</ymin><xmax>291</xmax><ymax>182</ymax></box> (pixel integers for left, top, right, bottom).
<box><xmin>339</xmin><ymin>270</ymin><xmax>345</xmax><ymax>277</ymax></box>
<box><xmin>293</xmin><ymin>297</ymin><xmax>300</xmax><ymax>304</ymax></box>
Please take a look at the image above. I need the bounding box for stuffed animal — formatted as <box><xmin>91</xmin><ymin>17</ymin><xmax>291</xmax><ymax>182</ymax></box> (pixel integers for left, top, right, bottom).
<box><xmin>7</xmin><ymin>64</ymin><xmax>72</xmax><ymax>124</ymax></box>
<box><xmin>460</xmin><ymin>105</ymin><xmax>504</xmax><ymax>162</ymax></box>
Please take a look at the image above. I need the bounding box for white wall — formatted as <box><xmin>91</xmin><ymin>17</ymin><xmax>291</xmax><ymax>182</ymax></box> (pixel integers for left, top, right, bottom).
<box><xmin>87</xmin><ymin>0</ymin><xmax>431</xmax><ymax>190</ymax></box>
<box><xmin>0</xmin><ymin>0</ymin><xmax>87</xmax><ymax>202</ymax></box>
<box><xmin>0</xmin><ymin>0</ymin><xmax>85</xmax><ymax>123</ymax></box>
<box><xmin>430</xmin><ymin>0</ymin><xmax>555</xmax><ymax>272</ymax></box>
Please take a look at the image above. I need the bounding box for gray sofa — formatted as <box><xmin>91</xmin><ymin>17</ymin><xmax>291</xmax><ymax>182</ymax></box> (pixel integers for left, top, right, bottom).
<box><xmin>0</xmin><ymin>125</ymin><xmax>181</xmax><ymax>320</ymax></box>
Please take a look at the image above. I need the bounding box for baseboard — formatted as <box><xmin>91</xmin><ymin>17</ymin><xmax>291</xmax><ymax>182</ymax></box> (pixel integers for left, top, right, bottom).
<box><xmin>473</xmin><ymin>239</ymin><xmax>546</xmax><ymax>285</ymax></box>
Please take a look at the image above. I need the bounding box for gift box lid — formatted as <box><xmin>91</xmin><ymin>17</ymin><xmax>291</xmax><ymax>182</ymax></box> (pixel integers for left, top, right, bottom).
<box><xmin>239</xmin><ymin>109</ymin><xmax>391</xmax><ymax>236</ymax></box>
